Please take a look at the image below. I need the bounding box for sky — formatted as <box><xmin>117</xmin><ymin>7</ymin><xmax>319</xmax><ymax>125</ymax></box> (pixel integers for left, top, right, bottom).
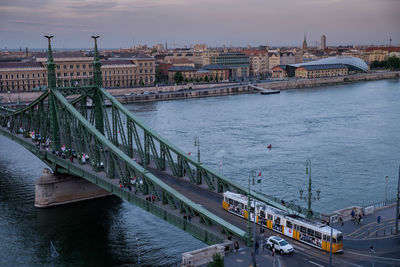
<box><xmin>0</xmin><ymin>0</ymin><xmax>399</xmax><ymax>49</ymax></box>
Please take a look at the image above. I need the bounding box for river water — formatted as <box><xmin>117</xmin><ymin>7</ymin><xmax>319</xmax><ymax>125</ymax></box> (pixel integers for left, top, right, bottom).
<box><xmin>0</xmin><ymin>79</ymin><xmax>399</xmax><ymax>266</ymax></box>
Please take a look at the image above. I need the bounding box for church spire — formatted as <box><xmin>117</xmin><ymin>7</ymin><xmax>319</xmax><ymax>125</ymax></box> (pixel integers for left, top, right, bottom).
<box><xmin>302</xmin><ymin>33</ymin><xmax>307</xmax><ymax>52</ymax></box>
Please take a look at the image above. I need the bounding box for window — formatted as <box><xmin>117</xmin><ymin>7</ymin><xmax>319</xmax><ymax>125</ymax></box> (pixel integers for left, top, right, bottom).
<box><xmin>83</xmin><ymin>72</ymin><xmax>86</xmax><ymax>76</ymax></box>
<box><xmin>286</xmin><ymin>221</ymin><xmax>292</xmax><ymax>229</ymax></box>
<box><xmin>315</xmin><ymin>231</ymin><xmax>322</xmax><ymax>239</ymax></box>
<box><xmin>77</xmin><ymin>72</ymin><xmax>80</xmax><ymax>76</ymax></box>
<box><xmin>82</xmin><ymin>64</ymin><xmax>86</xmax><ymax>69</ymax></box>
<box><xmin>70</xmin><ymin>72</ymin><xmax>74</xmax><ymax>76</ymax></box>
<box><xmin>145</xmin><ymin>62</ymin><xmax>147</xmax><ymax>66</ymax></box>
<box><xmin>274</xmin><ymin>216</ymin><xmax>281</xmax><ymax>225</ymax></box>
<box><xmin>57</xmin><ymin>65</ymin><xmax>60</xmax><ymax>69</ymax></box>
<box><xmin>64</xmin><ymin>73</ymin><xmax>67</xmax><ymax>77</ymax></box>
<box><xmin>139</xmin><ymin>63</ymin><xmax>142</xmax><ymax>66</ymax></box>
<box><xmin>63</xmin><ymin>65</ymin><xmax>67</xmax><ymax>69</ymax></box>
<box><xmin>307</xmin><ymin>228</ymin><xmax>315</xmax><ymax>236</ymax></box>
<box><xmin>76</xmin><ymin>64</ymin><xmax>80</xmax><ymax>68</ymax></box>
<box><xmin>70</xmin><ymin>65</ymin><xmax>73</xmax><ymax>69</ymax></box>
<box><xmin>300</xmin><ymin>226</ymin><xmax>306</xmax><ymax>233</ymax></box>
<box><xmin>22</xmin><ymin>74</ymin><xmax>24</xmax><ymax>78</ymax></box>
<box><xmin>228</xmin><ymin>199</ymin><xmax>233</xmax><ymax>205</ymax></box>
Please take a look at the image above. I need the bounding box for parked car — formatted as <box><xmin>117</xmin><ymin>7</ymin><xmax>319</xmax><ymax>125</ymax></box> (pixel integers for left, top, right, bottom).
<box><xmin>265</xmin><ymin>236</ymin><xmax>293</xmax><ymax>254</ymax></box>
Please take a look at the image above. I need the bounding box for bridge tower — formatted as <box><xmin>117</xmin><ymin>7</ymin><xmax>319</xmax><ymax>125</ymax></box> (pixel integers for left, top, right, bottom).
<box><xmin>91</xmin><ymin>36</ymin><xmax>104</xmax><ymax>135</ymax></box>
<box><xmin>45</xmin><ymin>35</ymin><xmax>60</xmax><ymax>151</ymax></box>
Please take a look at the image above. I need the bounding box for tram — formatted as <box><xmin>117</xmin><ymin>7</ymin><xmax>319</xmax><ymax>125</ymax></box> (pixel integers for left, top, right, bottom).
<box><xmin>222</xmin><ymin>191</ymin><xmax>343</xmax><ymax>253</ymax></box>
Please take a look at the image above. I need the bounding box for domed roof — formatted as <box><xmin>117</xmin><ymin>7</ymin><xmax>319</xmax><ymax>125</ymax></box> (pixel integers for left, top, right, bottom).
<box><xmin>290</xmin><ymin>56</ymin><xmax>368</xmax><ymax>72</ymax></box>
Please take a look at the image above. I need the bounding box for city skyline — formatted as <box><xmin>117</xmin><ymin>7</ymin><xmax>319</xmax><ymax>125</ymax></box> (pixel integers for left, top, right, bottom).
<box><xmin>0</xmin><ymin>0</ymin><xmax>399</xmax><ymax>49</ymax></box>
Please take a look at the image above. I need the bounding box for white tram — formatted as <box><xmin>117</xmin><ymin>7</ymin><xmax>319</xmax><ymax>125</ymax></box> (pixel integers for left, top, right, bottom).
<box><xmin>222</xmin><ymin>191</ymin><xmax>343</xmax><ymax>253</ymax></box>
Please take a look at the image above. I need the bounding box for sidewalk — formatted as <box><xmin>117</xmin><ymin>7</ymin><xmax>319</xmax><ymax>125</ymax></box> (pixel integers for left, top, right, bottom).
<box><xmin>333</xmin><ymin>204</ymin><xmax>399</xmax><ymax>240</ymax></box>
<box><xmin>224</xmin><ymin>247</ymin><xmax>281</xmax><ymax>267</ymax></box>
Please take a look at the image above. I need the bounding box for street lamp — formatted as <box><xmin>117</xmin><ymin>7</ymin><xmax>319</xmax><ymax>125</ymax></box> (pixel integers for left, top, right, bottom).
<box><xmin>136</xmin><ymin>236</ymin><xmax>141</xmax><ymax>264</ymax></box>
<box><xmin>194</xmin><ymin>136</ymin><xmax>200</xmax><ymax>163</ymax></box>
<box><xmin>299</xmin><ymin>160</ymin><xmax>320</xmax><ymax>219</ymax></box>
<box><xmin>194</xmin><ymin>136</ymin><xmax>201</xmax><ymax>184</ymax></box>
<box><xmin>247</xmin><ymin>171</ymin><xmax>257</xmax><ymax>267</ymax></box>
<box><xmin>385</xmin><ymin>175</ymin><xmax>388</xmax><ymax>204</ymax></box>
<box><xmin>329</xmin><ymin>216</ymin><xmax>333</xmax><ymax>266</ymax></box>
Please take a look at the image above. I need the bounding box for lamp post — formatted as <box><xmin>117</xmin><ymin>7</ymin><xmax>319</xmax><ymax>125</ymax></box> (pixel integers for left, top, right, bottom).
<box><xmin>385</xmin><ymin>175</ymin><xmax>388</xmax><ymax>204</ymax></box>
<box><xmin>299</xmin><ymin>160</ymin><xmax>320</xmax><ymax>219</ymax></box>
<box><xmin>247</xmin><ymin>170</ymin><xmax>257</xmax><ymax>267</ymax></box>
<box><xmin>194</xmin><ymin>136</ymin><xmax>201</xmax><ymax>184</ymax></box>
<box><xmin>136</xmin><ymin>236</ymin><xmax>141</xmax><ymax>265</ymax></box>
<box><xmin>194</xmin><ymin>136</ymin><xmax>200</xmax><ymax>163</ymax></box>
<box><xmin>396</xmin><ymin>165</ymin><xmax>399</xmax><ymax>234</ymax></box>
<box><xmin>329</xmin><ymin>216</ymin><xmax>333</xmax><ymax>266</ymax></box>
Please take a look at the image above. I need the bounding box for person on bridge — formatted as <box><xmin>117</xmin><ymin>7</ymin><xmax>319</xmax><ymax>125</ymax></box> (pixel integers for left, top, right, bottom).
<box><xmin>255</xmin><ymin>240</ymin><xmax>259</xmax><ymax>255</ymax></box>
<box><xmin>234</xmin><ymin>241</ymin><xmax>239</xmax><ymax>253</ymax></box>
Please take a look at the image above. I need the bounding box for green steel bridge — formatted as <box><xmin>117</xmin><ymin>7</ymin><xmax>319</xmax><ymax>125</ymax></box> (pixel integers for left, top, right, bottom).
<box><xmin>0</xmin><ymin>37</ymin><xmax>309</xmax><ymax>246</ymax></box>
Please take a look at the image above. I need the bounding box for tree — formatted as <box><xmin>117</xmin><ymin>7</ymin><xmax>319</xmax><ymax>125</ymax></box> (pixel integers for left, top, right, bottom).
<box><xmin>215</xmin><ymin>75</ymin><xmax>219</xmax><ymax>82</ymax></box>
<box><xmin>207</xmin><ymin>254</ymin><xmax>224</xmax><ymax>267</ymax></box>
<box><xmin>220</xmin><ymin>76</ymin><xmax>223</xmax><ymax>82</ymax></box>
<box><xmin>204</xmin><ymin>76</ymin><xmax>209</xmax><ymax>82</ymax></box>
<box><xmin>199</xmin><ymin>77</ymin><xmax>203</xmax><ymax>82</ymax></box>
<box><xmin>140</xmin><ymin>81</ymin><xmax>144</xmax><ymax>86</ymax></box>
<box><xmin>387</xmin><ymin>56</ymin><xmax>400</xmax><ymax>70</ymax></box>
<box><xmin>174</xmin><ymin>71</ymin><xmax>184</xmax><ymax>84</ymax></box>
<box><xmin>195</xmin><ymin>78</ymin><xmax>199</xmax><ymax>83</ymax></box>
<box><xmin>155</xmin><ymin>67</ymin><xmax>161</xmax><ymax>83</ymax></box>
<box><xmin>190</xmin><ymin>78</ymin><xmax>194</xmax><ymax>82</ymax></box>
<box><xmin>184</xmin><ymin>78</ymin><xmax>189</xmax><ymax>83</ymax></box>
<box><xmin>210</xmin><ymin>76</ymin><xmax>213</xmax><ymax>81</ymax></box>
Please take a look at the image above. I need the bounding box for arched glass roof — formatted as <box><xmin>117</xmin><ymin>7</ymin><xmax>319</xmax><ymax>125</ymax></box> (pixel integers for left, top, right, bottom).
<box><xmin>289</xmin><ymin>56</ymin><xmax>368</xmax><ymax>72</ymax></box>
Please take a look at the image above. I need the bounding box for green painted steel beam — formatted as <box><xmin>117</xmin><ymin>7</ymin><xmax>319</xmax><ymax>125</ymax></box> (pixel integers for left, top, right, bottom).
<box><xmin>52</xmin><ymin>89</ymin><xmax>246</xmax><ymax>239</ymax></box>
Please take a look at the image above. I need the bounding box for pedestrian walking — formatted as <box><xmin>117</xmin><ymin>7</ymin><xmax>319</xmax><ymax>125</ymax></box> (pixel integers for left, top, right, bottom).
<box><xmin>234</xmin><ymin>241</ymin><xmax>239</xmax><ymax>253</ymax></box>
<box><xmin>339</xmin><ymin>217</ymin><xmax>344</xmax><ymax>227</ymax></box>
<box><xmin>255</xmin><ymin>240</ymin><xmax>259</xmax><ymax>255</ymax></box>
<box><xmin>271</xmin><ymin>243</ymin><xmax>275</xmax><ymax>257</ymax></box>
<box><xmin>351</xmin><ymin>209</ymin><xmax>355</xmax><ymax>220</ymax></box>
<box><xmin>151</xmin><ymin>195</ymin><xmax>155</xmax><ymax>204</ymax></box>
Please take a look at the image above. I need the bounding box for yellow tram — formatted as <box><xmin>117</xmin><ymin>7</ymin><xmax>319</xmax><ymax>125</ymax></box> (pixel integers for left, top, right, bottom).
<box><xmin>222</xmin><ymin>191</ymin><xmax>343</xmax><ymax>253</ymax></box>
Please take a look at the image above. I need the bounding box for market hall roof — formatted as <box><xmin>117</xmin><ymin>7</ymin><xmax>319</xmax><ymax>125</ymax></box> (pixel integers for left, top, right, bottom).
<box><xmin>289</xmin><ymin>56</ymin><xmax>368</xmax><ymax>72</ymax></box>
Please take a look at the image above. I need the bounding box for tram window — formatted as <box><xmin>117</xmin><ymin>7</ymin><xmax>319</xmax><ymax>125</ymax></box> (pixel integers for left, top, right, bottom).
<box><xmin>307</xmin><ymin>228</ymin><xmax>315</xmax><ymax>236</ymax></box>
<box><xmin>300</xmin><ymin>226</ymin><xmax>306</xmax><ymax>233</ymax></box>
<box><xmin>234</xmin><ymin>200</ymin><xmax>238</xmax><ymax>206</ymax></box>
<box><xmin>229</xmin><ymin>199</ymin><xmax>234</xmax><ymax>205</ymax></box>
<box><xmin>267</xmin><ymin>214</ymin><xmax>273</xmax><ymax>221</ymax></box>
<box><xmin>332</xmin><ymin>237</ymin><xmax>337</xmax><ymax>243</ymax></box>
<box><xmin>337</xmin><ymin>234</ymin><xmax>343</xmax><ymax>243</ymax></box>
<box><xmin>274</xmin><ymin>217</ymin><xmax>281</xmax><ymax>225</ymax></box>
<box><xmin>323</xmin><ymin>235</ymin><xmax>330</xmax><ymax>242</ymax></box>
<box><xmin>315</xmin><ymin>231</ymin><xmax>322</xmax><ymax>239</ymax></box>
<box><xmin>238</xmin><ymin>203</ymin><xmax>244</xmax><ymax>209</ymax></box>
<box><xmin>286</xmin><ymin>221</ymin><xmax>292</xmax><ymax>229</ymax></box>
<box><xmin>250</xmin><ymin>207</ymin><xmax>255</xmax><ymax>213</ymax></box>
<box><xmin>294</xmin><ymin>224</ymin><xmax>299</xmax><ymax>231</ymax></box>
<box><xmin>259</xmin><ymin>210</ymin><xmax>265</xmax><ymax>218</ymax></box>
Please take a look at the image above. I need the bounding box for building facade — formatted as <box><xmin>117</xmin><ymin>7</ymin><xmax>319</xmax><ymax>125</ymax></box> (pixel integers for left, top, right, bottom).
<box><xmin>0</xmin><ymin>62</ymin><xmax>46</xmax><ymax>91</ymax></box>
<box><xmin>209</xmin><ymin>52</ymin><xmax>250</xmax><ymax>78</ymax></box>
<box><xmin>321</xmin><ymin>35</ymin><xmax>327</xmax><ymax>50</ymax></box>
<box><xmin>271</xmin><ymin>65</ymin><xmax>287</xmax><ymax>78</ymax></box>
<box><xmin>242</xmin><ymin>50</ymin><xmax>269</xmax><ymax>76</ymax></box>
<box><xmin>0</xmin><ymin>52</ymin><xmax>155</xmax><ymax>92</ymax></box>
<box><xmin>295</xmin><ymin>64</ymin><xmax>348</xmax><ymax>79</ymax></box>
<box><xmin>268</xmin><ymin>52</ymin><xmax>280</xmax><ymax>72</ymax></box>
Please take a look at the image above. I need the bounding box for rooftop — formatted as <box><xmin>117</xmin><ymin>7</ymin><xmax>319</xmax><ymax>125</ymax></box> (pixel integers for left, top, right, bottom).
<box><xmin>202</xmin><ymin>64</ymin><xmax>230</xmax><ymax>70</ymax></box>
<box><xmin>298</xmin><ymin>64</ymin><xmax>348</xmax><ymax>71</ymax></box>
<box><xmin>0</xmin><ymin>61</ymin><xmax>44</xmax><ymax>69</ymax></box>
<box><xmin>168</xmin><ymin>66</ymin><xmax>197</xmax><ymax>71</ymax></box>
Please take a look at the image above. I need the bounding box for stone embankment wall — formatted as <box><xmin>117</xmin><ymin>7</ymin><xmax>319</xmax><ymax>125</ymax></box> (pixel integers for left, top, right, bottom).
<box><xmin>257</xmin><ymin>71</ymin><xmax>400</xmax><ymax>91</ymax></box>
<box><xmin>0</xmin><ymin>82</ymin><xmax>236</xmax><ymax>103</ymax></box>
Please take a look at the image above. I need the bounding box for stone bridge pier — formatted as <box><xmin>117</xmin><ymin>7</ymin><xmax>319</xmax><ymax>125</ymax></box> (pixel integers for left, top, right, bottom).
<box><xmin>35</xmin><ymin>168</ymin><xmax>111</xmax><ymax>208</ymax></box>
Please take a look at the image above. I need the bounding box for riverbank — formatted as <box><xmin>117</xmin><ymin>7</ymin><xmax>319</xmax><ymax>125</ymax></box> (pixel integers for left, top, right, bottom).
<box><xmin>256</xmin><ymin>71</ymin><xmax>400</xmax><ymax>91</ymax></box>
<box><xmin>1</xmin><ymin>71</ymin><xmax>399</xmax><ymax>105</ymax></box>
